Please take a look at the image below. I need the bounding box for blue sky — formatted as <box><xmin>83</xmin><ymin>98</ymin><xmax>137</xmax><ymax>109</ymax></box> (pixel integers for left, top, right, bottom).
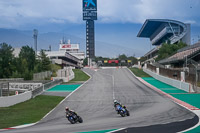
<box><xmin>0</xmin><ymin>0</ymin><xmax>200</xmax><ymax>57</ymax></box>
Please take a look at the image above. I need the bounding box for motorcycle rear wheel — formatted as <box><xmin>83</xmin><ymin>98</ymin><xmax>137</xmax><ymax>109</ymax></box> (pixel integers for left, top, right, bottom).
<box><xmin>78</xmin><ymin>116</ymin><xmax>83</xmax><ymax>123</ymax></box>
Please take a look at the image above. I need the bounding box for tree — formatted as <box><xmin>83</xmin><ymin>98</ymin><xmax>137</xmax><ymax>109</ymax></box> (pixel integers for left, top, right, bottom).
<box><xmin>139</xmin><ymin>56</ymin><xmax>147</xmax><ymax>62</ymax></box>
<box><xmin>19</xmin><ymin>46</ymin><xmax>35</xmax><ymax>71</ymax></box>
<box><xmin>83</xmin><ymin>58</ymin><xmax>88</xmax><ymax>66</ymax></box>
<box><xmin>0</xmin><ymin>43</ymin><xmax>14</xmax><ymax>78</ymax></box>
<box><xmin>39</xmin><ymin>50</ymin><xmax>51</xmax><ymax>71</ymax></box>
<box><xmin>128</xmin><ymin>56</ymin><xmax>138</xmax><ymax>65</ymax></box>
<box><xmin>118</xmin><ymin>54</ymin><xmax>128</xmax><ymax>60</ymax></box>
<box><xmin>156</xmin><ymin>42</ymin><xmax>187</xmax><ymax>61</ymax></box>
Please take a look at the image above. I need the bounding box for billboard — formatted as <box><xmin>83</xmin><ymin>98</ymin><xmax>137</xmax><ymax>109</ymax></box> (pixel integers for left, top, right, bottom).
<box><xmin>83</xmin><ymin>0</ymin><xmax>97</xmax><ymax>11</ymax></box>
<box><xmin>83</xmin><ymin>11</ymin><xmax>97</xmax><ymax>20</ymax></box>
<box><xmin>60</xmin><ymin>44</ymin><xmax>79</xmax><ymax>50</ymax></box>
<box><xmin>83</xmin><ymin>0</ymin><xmax>97</xmax><ymax>20</ymax></box>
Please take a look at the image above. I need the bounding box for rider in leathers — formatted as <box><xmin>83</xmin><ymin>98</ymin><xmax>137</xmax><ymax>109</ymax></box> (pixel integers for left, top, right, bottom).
<box><xmin>114</xmin><ymin>100</ymin><xmax>126</xmax><ymax>113</ymax></box>
<box><xmin>65</xmin><ymin>107</ymin><xmax>77</xmax><ymax>118</ymax></box>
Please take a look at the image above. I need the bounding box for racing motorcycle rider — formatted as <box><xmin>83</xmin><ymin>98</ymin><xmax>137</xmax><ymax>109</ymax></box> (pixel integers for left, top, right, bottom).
<box><xmin>114</xmin><ymin>100</ymin><xmax>126</xmax><ymax>113</ymax></box>
<box><xmin>65</xmin><ymin>107</ymin><xmax>77</xmax><ymax>118</ymax></box>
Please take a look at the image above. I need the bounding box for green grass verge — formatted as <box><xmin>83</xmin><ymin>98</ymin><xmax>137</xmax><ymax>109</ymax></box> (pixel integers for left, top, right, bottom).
<box><xmin>198</xmin><ymin>82</ymin><xmax>200</xmax><ymax>87</ymax></box>
<box><xmin>0</xmin><ymin>95</ymin><xmax>64</xmax><ymax>129</ymax></box>
<box><xmin>129</xmin><ymin>68</ymin><xmax>151</xmax><ymax>77</ymax></box>
<box><xmin>65</xmin><ymin>69</ymin><xmax>90</xmax><ymax>84</ymax></box>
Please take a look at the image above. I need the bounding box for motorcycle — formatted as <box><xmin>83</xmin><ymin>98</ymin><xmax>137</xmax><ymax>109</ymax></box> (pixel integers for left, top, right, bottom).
<box><xmin>66</xmin><ymin>113</ymin><xmax>83</xmax><ymax>124</ymax></box>
<box><xmin>115</xmin><ymin>105</ymin><xmax>130</xmax><ymax>117</ymax></box>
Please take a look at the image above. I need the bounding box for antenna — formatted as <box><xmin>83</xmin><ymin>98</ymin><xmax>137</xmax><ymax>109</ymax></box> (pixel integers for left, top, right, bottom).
<box><xmin>49</xmin><ymin>45</ymin><xmax>51</xmax><ymax>51</ymax></box>
<box><xmin>33</xmin><ymin>29</ymin><xmax>38</xmax><ymax>55</ymax></box>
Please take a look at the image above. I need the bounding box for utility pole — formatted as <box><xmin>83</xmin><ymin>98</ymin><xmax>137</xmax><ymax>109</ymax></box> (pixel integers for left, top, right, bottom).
<box><xmin>33</xmin><ymin>29</ymin><xmax>38</xmax><ymax>56</ymax></box>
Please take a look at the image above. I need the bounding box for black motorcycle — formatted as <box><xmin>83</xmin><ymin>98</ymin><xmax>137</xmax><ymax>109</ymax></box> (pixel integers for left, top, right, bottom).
<box><xmin>115</xmin><ymin>105</ymin><xmax>130</xmax><ymax>117</ymax></box>
<box><xmin>66</xmin><ymin>113</ymin><xmax>83</xmax><ymax>124</ymax></box>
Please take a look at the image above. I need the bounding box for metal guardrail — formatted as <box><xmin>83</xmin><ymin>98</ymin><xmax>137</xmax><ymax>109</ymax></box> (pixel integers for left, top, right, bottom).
<box><xmin>0</xmin><ymin>78</ymin><xmax>24</xmax><ymax>81</ymax></box>
<box><xmin>32</xmin><ymin>79</ymin><xmax>63</xmax><ymax>98</ymax></box>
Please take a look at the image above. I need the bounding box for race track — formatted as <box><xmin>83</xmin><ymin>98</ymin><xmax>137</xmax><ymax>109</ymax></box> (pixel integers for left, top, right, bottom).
<box><xmin>3</xmin><ymin>68</ymin><xmax>197</xmax><ymax>133</ymax></box>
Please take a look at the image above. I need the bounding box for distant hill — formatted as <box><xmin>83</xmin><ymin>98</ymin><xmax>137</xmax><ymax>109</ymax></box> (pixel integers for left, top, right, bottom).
<box><xmin>0</xmin><ymin>28</ymin><xmax>86</xmax><ymax>51</ymax></box>
<box><xmin>0</xmin><ymin>28</ymin><xmax>138</xmax><ymax>57</ymax></box>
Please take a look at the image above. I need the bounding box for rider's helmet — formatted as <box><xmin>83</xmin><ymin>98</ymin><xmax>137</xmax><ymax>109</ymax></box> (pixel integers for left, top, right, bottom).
<box><xmin>114</xmin><ymin>100</ymin><xmax>119</xmax><ymax>105</ymax></box>
<box><xmin>65</xmin><ymin>107</ymin><xmax>69</xmax><ymax>112</ymax></box>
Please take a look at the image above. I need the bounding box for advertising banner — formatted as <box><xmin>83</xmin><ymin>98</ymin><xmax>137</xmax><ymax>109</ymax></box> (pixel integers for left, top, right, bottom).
<box><xmin>83</xmin><ymin>0</ymin><xmax>97</xmax><ymax>20</ymax></box>
<box><xmin>83</xmin><ymin>0</ymin><xmax>97</xmax><ymax>11</ymax></box>
<box><xmin>60</xmin><ymin>44</ymin><xmax>79</xmax><ymax>50</ymax></box>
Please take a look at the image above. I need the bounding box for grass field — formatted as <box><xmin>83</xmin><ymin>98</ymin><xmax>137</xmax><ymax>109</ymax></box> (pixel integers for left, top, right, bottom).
<box><xmin>0</xmin><ymin>95</ymin><xmax>64</xmax><ymax>129</ymax></box>
<box><xmin>65</xmin><ymin>69</ymin><xmax>90</xmax><ymax>84</ymax></box>
<box><xmin>129</xmin><ymin>68</ymin><xmax>151</xmax><ymax>77</ymax></box>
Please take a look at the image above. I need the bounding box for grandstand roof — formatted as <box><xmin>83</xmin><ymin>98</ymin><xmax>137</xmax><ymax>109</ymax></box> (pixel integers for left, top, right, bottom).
<box><xmin>137</xmin><ymin>19</ymin><xmax>185</xmax><ymax>38</ymax></box>
<box><xmin>144</xmin><ymin>46</ymin><xmax>161</xmax><ymax>57</ymax></box>
<box><xmin>159</xmin><ymin>42</ymin><xmax>200</xmax><ymax>64</ymax></box>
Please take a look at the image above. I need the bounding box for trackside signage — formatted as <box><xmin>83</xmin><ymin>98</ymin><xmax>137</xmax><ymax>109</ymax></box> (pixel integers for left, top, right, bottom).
<box><xmin>83</xmin><ymin>0</ymin><xmax>97</xmax><ymax>11</ymax></box>
<box><xmin>60</xmin><ymin>44</ymin><xmax>79</xmax><ymax>50</ymax></box>
<box><xmin>83</xmin><ymin>0</ymin><xmax>97</xmax><ymax>20</ymax></box>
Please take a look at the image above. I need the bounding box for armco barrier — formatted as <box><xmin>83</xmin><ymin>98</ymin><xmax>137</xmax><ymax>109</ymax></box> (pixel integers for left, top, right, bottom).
<box><xmin>0</xmin><ymin>91</ymin><xmax>32</xmax><ymax>107</ymax></box>
<box><xmin>32</xmin><ymin>79</ymin><xmax>63</xmax><ymax>98</ymax></box>
<box><xmin>143</xmin><ymin>68</ymin><xmax>193</xmax><ymax>93</ymax></box>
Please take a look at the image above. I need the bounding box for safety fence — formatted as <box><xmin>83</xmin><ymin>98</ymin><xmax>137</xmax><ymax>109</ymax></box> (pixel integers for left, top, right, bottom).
<box><xmin>147</xmin><ymin>64</ymin><xmax>199</xmax><ymax>85</ymax></box>
<box><xmin>0</xmin><ymin>79</ymin><xmax>63</xmax><ymax>106</ymax></box>
<box><xmin>143</xmin><ymin>68</ymin><xmax>192</xmax><ymax>93</ymax></box>
<box><xmin>32</xmin><ymin>79</ymin><xmax>63</xmax><ymax>98</ymax></box>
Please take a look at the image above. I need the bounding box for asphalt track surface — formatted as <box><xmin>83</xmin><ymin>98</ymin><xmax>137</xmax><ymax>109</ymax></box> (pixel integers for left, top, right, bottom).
<box><xmin>3</xmin><ymin>68</ymin><xmax>198</xmax><ymax>133</ymax></box>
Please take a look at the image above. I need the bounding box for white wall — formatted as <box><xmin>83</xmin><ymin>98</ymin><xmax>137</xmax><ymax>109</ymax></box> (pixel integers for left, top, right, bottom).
<box><xmin>53</xmin><ymin>67</ymin><xmax>74</xmax><ymax>82</ymax></box>
<box><xmin>143</xmin><ymin>68</ymin><xmax>193</xmax><ymax>93</ymax></box>
<box><xmin>0</xmin><ymin>91</ymin><xmax>32</xmax><ymax>107</ymax></box>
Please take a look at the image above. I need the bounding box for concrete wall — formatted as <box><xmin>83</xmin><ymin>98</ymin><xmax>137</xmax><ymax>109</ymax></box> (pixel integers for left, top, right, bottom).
<box><xmin>143</xmin><ymin>68</ymin><xmax>193</xmax><ymax>92</ymax></box>
<box><xmin>33</xmin><ymin>71</ymin><xmax>51</xmax><ymax>80</ymax></box>
<box><xmin>0</xmin><ymin>91</ymin><xmax>32</xmax><ymax>107</ymax></box>
<box><xmin>52</xmin><ymin>67</ymin><xmax>74</xmax><ymax>82</ymax></box>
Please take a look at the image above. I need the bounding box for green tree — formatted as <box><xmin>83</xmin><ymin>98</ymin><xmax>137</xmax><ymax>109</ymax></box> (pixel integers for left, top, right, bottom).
<box><xmin>39</xmin><ymin>50</ymin><xmax>51</xmax><ymax>71</ymax></box>
<box><xmin>0</xmin><ymin>43</ymin><xmax>14</xmax><ymax>78</ymax></box>
<box><xmin>19</xmin><ymin>46</ymin><xmax>35</xmax><ymax>71</ymax></box>
<box><xmin>83</xmin><ymin>58</ymin><xmax>88</xmax><ymax>66</ymax></box>
<box><xmin>156</xmin><ymin>41</ymin><xmax>187</xmax><ymax>61</ymax></box>
<box><xmin>118</xmin><ymin>54</ymin><xmax>128</xmax><ymax>60</ymax></box>
<box><xmin>50</xmin><ymin>64</ymin><xmax>61</xmax><ymax>77</ymax></box>
<box><xmin>128</xmin><ymin>56</ymin><xmax>138</xmax><ymax>65</ymax></box>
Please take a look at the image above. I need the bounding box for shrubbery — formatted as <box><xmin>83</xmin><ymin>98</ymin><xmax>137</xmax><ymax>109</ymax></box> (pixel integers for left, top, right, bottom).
<box><xmin>0</xmin><ymin>43</ymin><xmax>52</xmax><ymax>80</ymax></box>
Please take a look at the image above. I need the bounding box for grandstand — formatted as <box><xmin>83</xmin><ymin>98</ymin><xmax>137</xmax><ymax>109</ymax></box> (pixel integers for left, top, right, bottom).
<box><xmin>159</xmin><ymin>41</ymin><xmax>200</xmax><ymax>67</ymax></box>
<box><xmin>137</xmin><ymin>19</ymin><xmax>191</xmax><ymax>63</ymax></box>
<box><xmin>45</xmin><ymin>51</ymin><xmax>82</xmax><ymax>68</ymax></box>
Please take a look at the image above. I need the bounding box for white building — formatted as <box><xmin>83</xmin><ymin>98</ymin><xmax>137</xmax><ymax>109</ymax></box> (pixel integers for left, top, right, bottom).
<box><xmin>59</xmin><ymin>39</ymin><xmax>85</xmax><ymax>61</ymax></box>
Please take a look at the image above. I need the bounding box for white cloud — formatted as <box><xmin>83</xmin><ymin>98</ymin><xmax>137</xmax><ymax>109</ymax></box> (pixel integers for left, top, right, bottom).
<box><xmin>49</xmin><ymin>18</ymin><xmax>65</xmax><ymax>24</ymax></box>
<box><xmin>0</xmin><ymin>0</ymin><xmax>199</xmax><ymax>28</ymax></box>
